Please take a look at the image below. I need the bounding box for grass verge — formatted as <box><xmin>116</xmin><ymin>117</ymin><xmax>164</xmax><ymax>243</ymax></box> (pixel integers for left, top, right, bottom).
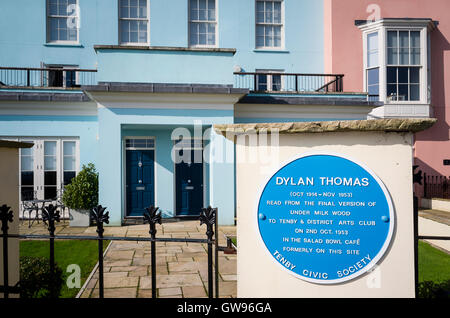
<box><xmin>20</xmin><ymin>239</ymin><xmax>110</xmax><ymax>298</ymax></box>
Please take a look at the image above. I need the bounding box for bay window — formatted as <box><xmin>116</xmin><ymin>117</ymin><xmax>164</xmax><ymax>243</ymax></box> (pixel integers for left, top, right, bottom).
<box><xmin>359</xmin><ymin>19</ymin><xmax>435</xmax><ymax>114</ymax></box>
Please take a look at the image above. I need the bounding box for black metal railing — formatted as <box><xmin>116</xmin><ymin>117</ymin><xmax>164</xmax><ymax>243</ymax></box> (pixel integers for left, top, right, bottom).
<box><xmin>0</xmin><ymin>67</ymin><xmax>97</xmax><ymax>89</ymax></box>
<box><xmin>423</xmin><ymin>173</ymin><xmax>450</xmax><ymax>199</ymax></box>
<box><xmin>413</xmin><ymin>167</ymin><xmax>450</xmax><ymax>297</ymax></box>
<box><xmin>0</xmin><ymin>204</ymin><xmax>220</xmax><ymax>299</ymax></box>
<box><xmin>233</xmin><ymin>72</ymin><xmax>344</xmax><ymax>93</ymax></box>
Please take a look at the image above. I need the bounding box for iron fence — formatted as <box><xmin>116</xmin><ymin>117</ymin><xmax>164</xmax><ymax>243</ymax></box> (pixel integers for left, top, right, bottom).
<box><xmin>423</xmin><ymin>173</ymin><xmax>450</xmax><ymax>199</ymax></box>
<box><xmin>233</xmin><ymin>72</ymin><xmax>344</xmax><ymax>93</ymax></box>
<box><xmin>413</xmin><ymin>167</ymin><xmax>450</xmax><ymax>297</ymax></box>
<box><xmin>0</xmin><ymin>204</ymin><xmax>220</xmax><ymax>299</ymax></box>
<box><xmin>0</xmin><ymin>67</ymin><xmax>97</xmax><ymax>89</ymax></box>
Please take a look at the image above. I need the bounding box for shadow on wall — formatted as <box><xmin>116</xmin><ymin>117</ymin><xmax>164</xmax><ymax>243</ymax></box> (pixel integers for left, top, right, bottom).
<box><xmin>416</xmin><ymin>28</ymin><xmax>450</xmax><ymax>142</ymax></box>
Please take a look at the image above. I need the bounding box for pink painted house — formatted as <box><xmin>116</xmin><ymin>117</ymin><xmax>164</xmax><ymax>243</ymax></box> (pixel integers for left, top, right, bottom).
<box><xmin>324</xmin><ymin>0</ymin><xmax>450</xmax><ymax>198</ymax></box>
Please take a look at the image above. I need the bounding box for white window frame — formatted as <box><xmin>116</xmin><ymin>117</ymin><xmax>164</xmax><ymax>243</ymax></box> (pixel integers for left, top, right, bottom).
<box><xmin>255</xmin><ymin>69</ymin><xmax>285</xmax><ymax>92</ymax></box>
<box><xmin>360</xmin><ymin>19</ymin><xmax>433</xmax><ymax>106</ymax></box>
<box><xmin>119</xmin><ymin>0</ymin><xmax>151</xmax><ymax>46</ymax></box>
<box><xmin>188</xmin><ymin>0</ymin><xmax>218</xmax><ymax>48</ymax></box>
<box><xmin>46</xmin><ymin>0</ymin><xmax>80</xmax><ymax>44</ymax></box>
<box><xmin>8</xmin><ymin>137</ymin><xmax>80</xmax><ymax>203</ymax></box>
<box><xmin>43</xmin><ymin>64</ymin><xmax>80</xmax><ymax>88</ymax></box>
<box><xmin>255</xmin><ymin>0</ymin><xmax>284</xmax><ymax>50</ymax></box>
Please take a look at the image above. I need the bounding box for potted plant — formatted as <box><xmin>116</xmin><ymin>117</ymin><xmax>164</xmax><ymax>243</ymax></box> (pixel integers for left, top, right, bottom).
<box><xmin>62</xmin><ymin>163</ymin><xmax>99</xmax><ymax>227</ymax></box>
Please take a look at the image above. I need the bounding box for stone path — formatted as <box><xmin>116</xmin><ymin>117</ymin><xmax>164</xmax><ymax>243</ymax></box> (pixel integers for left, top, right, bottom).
<box><xmin>19</xmin><ymin>220</ymin><xmax>237</xmax><ymax>298</ymax></box>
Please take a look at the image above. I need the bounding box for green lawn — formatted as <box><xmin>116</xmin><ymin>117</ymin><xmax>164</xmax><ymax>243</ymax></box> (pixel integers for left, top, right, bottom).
<box><xmin>418</xmin><ymin>240</ymin><xmax>450</xmax><ymax>283</ymax></box>
<box><xmin>20</xmin><ymin>240</ymin><xmax>110</xmax><ymax>298</ymax></box>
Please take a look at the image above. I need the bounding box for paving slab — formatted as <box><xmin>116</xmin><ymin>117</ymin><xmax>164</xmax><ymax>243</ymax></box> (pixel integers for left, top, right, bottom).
<box><xmin>20</xmin><ymin>219</ymin><xmax>236</xmax><ymax>298</ymax></box>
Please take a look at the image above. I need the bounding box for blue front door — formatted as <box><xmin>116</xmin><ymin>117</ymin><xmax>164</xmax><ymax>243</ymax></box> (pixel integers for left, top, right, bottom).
<box><xmin>126</xmin><ymin>150</ymin><xmax>155</xmax><ymax>217</ymax></box>
<box><xmin>176</xmin><ymin>151</ymin><xmax>203</xmax><ymax>216</ymax></box>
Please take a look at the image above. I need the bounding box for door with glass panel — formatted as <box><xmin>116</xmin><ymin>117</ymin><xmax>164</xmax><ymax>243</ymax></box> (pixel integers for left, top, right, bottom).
<box><xmin>19</xmin><ymin>138</ymin><xmax>79</xmax><ymax>203</ymax></box>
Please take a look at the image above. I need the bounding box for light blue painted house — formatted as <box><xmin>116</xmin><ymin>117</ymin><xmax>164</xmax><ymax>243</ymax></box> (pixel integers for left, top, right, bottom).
<box><xmin>0</xmin><ymin>0</ymin><xmax>380</xmax><ymax>226</ymax></box>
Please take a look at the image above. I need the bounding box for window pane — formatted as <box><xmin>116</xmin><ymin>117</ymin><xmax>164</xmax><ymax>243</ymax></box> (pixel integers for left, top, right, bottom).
<box><xmin>399</xmin><ymin>31</ymin><xmax>409</xmax><ymax>48</ymax></box>
<box><xmin>387</xmin><ymin>31</ymin><xmax>398</xmax><ymax>48</ymax></box>
<box><xmin>139</xmin><ymin>0</ymin><xmax>147</xmax><ymax>18</ymax></box>
<box><xmin>367</xmin><ymin>68</ymin><xmax>379</xmax><ymax>85</ymax></box>
<box><xmin>63</xmin><ymin>142</ymin><xmax>75</xmax><ymax>156</ymax></box>
<box><xmin>387</xmin><ymin>84</ymin><xmax>397</xmax><ymax>100</ymax></box>
<box><xmin>64</xmin><ymin>156</ymin><xmax>76</xmax><ymax>171</ymax></box>
<box><xmin>68</xmin><ymin>28</ymin><xmax>77</xmax><ymax>41</ymax></box>
<box><xmin>21</xmin><ymin>147</ymin><xmax>33</xmax><ymax>157</ymax></box>
<box><xmin>367</xmin><ymin>32</ymin><xmax>378</xmax><ymax>51</ymax></box>
<box><xmin>49</xmin><ymin>3</ymin><xmax>58</xmax><ymax>15</ymax></box>
<box><xmin>257</xmin><ymin>74</ymin><xmax>267</xmax><ymax>91</ymax></box>
<box><xmin>49</xmin><ymin>18</ymin><xmax>58</xmax><ymax>41</ymax></box>
<box><xmin>130</xmin><ymin>6</ymin><xmax>138</xmax><ymax>18</ymax></box>
<box><xmin>410</xmin><ymin>67</ymin><xmax>420</xmax><ymax>84</ymax></box>
<box><xmin>273</xmin><ymin>2</ymin><xmax>281</xmax><ymax>24</ymax></box>
<box><xmin>256</xmin><ymin>2</ymin><xmax>265</xmax><ymax>23</ymax></box>
<box><xmin>387</xmin><ymin>67</ymin><xmax>397</xmax><ymax>84</ymax></box>
<box><xmin>21</xmin><ymin>156</ymin><xmax>33</xmax><ymax>171</ymax></box>
<box><xmin>44</xmin><ymin>187</ymin><xmax>57</xmax><ymax>200</ymax></box>
<box><xmin>367</xmin><ymin>32</ymin><xmax>378</xmax><ymax>67</ymax></box>
<box><xmin>399</xmin><ymin>48</ymin><xmax>409</xmax><ymax>65</ymax></box>
<box><xmin>368</xmin><ymin>83</ymin><xmax>379</xmax><ymax>96</ymax></box>
<box><xmin>388</xmin><ymin>48</ymin><xmax>398</xmax><ymax>65</ymax></box>
<box><xmin>398</xmin><ymin>67</ymin><xmax>408</xmax><ymax>83</ymax></box>
<box><xmin>64</xmin><ymin>171</ymin><xmax>76</xmax><ymax>185</ymax></box>
<box><xmin>21</xmin><ymin>187</ymin><xmax>35</xmax><ymax>201</ymax></box>
<box><xmin>398</xmin><ymin>84</ymin><xmax>409</xmax><ymax>101</ymax></box>
<box><xmin>411</xmin><ymin>48</ymin><xmax>421</xmax><ymax>65</ymax></box>
<box><xmin>199</xmin><ymin>33</ymin><xmax>207</xmax><ymax>45</ymax></box>
<box><xmin>120</xmin><ymin>5</ymin><xmax>129</xmax><ymax>18</ymax></box>
<box><xmin>410</xmin><ymin>84</ymin><xmax>420</xmax><ymax>101</ymax></box>
<box><xmin>272</xmin><ymin>75</ymin><xmax>281</xmax><ymax>91</ymax></box>
<box><xmin>45</xmin><ymin>141</ymin><xmax>57</xmax><ymax>156</ymax></box>
<box><xmin>44</xmin><ymin>171</ymin><xmax>57</xmax><ymax>185</ymax></box>
<box><xmin>256</xmin><ymin>35</ymin><xmax>265</xmax><ymax>47</ymax></box>
<box><xmin>190</xmin><ymin>0</ymin><xmax>198</xmax><ymax>10</ymax></box>
<box><xmin>44</xmin><ymin>156</ymin><xmax>56</xmax><ymax>170</ymax></box>
<box><xmin>411</xmin><ymin>31</ymin><xmax>421</xmax><ymax>48</ymax></box>
<box><xmin>21</xmin><ymin>172</ymin><xmax>34</xmax><ymax>186</ymax></box>
<box><xmin>130</xmin><ymin>32</ymin><xmax>138</xmax><ymax>43</ymax></box>
<box><xmin>265</xmin><ymin>8</ymin><xmax>273</xmax><ymax>24</ymax></box>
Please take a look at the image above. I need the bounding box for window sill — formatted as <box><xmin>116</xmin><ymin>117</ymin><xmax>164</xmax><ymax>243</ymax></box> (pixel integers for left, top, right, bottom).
<box><xmin>44</xmin><ymin>43</ymin><xmax>84</xmax><ymax>48</ymax></box>
<box><xmin>253</xmin><ymin>49</ymin><xmax>290</xmax><ymax>53</ymax></box>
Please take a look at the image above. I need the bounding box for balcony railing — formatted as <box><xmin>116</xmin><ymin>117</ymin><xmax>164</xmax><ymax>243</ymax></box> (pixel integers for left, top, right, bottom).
<box><xmin>234</xmin><ymin>72</ymin><xmax>344</xmax><ymax>93</ymax></box>
<box><xmin>0</xmin><ymin>67</ymin><xmax>97</xmax><ymax>89</ymax></box>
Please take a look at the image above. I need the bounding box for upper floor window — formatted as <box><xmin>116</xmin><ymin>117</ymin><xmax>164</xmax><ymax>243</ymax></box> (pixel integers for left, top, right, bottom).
<box><xmin>256</xmin><ymin>0</ymin><xmax>283</xmax><ymax>49</ymax></box>
<box><xmin>256</xmin><ymin>70</ymin><xmax>283</xmax><ymax>92</ymax></box>
<box><xmin>189</xmin><ymin>0</ymin><xmax>217</xmax><ymax>47</ymax></box>
<box><xmin>47</xmin><ymin>0</ymin><xmax>79</xmax><ymax>43</ymax></box>
<box><xmin>119</xmin><ymin>0</ymin><xmax>149</xmax><ymax>45</ymax></box>
<box><xmin>386</xmin><ymin>30</ymin><xmax>421</xmax><ymax>101</ymax></box>
<box><xmin>366</xmin><ymin>32</ymin><xmax>380</xmax><ymax>101</ymax></box>
<box><xmin>359</xmin><ymin>19</ymin><xmax>434</xmax><ymax>105</ymax></box>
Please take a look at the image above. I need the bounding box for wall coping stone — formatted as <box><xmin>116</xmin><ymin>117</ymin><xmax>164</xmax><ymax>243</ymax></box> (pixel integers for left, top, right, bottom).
<box><xmin>214</xmin><ymin>118</ymin><xmax>437</xmax><ymax>135</ymax></box>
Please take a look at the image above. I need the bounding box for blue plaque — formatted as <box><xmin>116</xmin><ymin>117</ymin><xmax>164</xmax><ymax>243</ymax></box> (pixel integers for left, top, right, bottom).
<box><xmin>257</xmin><ymin>153</ymin><xmax>394</xmax><ymax>284</ymax></box>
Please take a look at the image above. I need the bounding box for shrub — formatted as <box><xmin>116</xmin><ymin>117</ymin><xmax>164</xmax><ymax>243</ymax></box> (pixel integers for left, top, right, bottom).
<box><xmin>418</xmin><ymin>280</ymin><xmax>450</xmax><ymax>298</ymax></box>
<box><xmin>62</xmin><ymin>163</ymin><xmax>99</xmax><ymax>210</ymax></box>
<box><xmin>19</xmin><ymin>256</ymin><xmax>64</xmax><ymax>298</ymax></box>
